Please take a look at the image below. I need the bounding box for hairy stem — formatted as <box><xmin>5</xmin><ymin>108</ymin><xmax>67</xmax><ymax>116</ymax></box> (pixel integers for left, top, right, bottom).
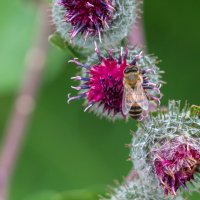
<box><xmin>0</xmin><ymin>1</ymin><xmax>51</xmax><ymax>199</ymax></box>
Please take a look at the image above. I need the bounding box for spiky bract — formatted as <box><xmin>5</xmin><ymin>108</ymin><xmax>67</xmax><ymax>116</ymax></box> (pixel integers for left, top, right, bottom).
<box><xmin>52</xmin><ymin>0</ymin><xmax>140</xmax><ymax>50</ymax></box>
<box><xmin>101</xmin><ymin>171</ymin><xmax>184</xmax><ymax>200</ymax></box>
<box><xmin>68</xmin><ymin>46</ymin><xmax>163</xmax><ymax>121</ymax></box>
<box><xmin>131</xmin><ymin>100</ymin><xmax>200</xmax><ymax>196</ymax></box>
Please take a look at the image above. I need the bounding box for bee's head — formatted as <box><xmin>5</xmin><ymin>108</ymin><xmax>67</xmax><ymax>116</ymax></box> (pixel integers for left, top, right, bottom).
<box><xmin>124</xmin><ymin>66</ymin><xmax>139</xmax><ymax>74</ymax></box>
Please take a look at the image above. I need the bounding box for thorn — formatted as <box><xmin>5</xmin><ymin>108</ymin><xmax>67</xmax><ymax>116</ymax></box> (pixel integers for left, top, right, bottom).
<box><xmin>94</xmin><ymin>41</ymin><xmax>102</xmax><ymax>60</ymax></box>
<box><xmin>70</xmin><ymin>24</ymin><xmax>84</xmax><ymax>41</ymax></box>
<box><xmin>71</xmin><ymin>76</ymin><xmax>90</xmax><ymax>82</ymax></box>
<box><xmin>86</xmin><ymin>2</ymin><xmax>94</xmax><ymax>7</ymax></box>
<box><xmin>67</xmin><ymin>93</ymin><xmax>86</xmax><ymax>104</ymax></box>
<box><xmin>98</xmin><ymin>28</ymin><xmax>102</xmax><ymax>43</ymax></box>
<box><xmin>68</xmin><ymin>59</ymin><xmax>90</xmax><ymax>69</ymax></box>
<box><xmin>124</xmin><ymin>47</ymin><xmax>128</xmax><ymax>60</ymax></box>
<box><xmin>71</xmin><ymin>86</ymin><xmax>81</xmax><ymax>91</ymax></box>
<box><xmin>118</xmin><ymin>47</ymin><xmax>123</xmax><ymax>64</ymax></box>
<box><xmin>84</xmin><ymin>31</ymin><xmax>89</xmax><ymax>43</ymax></box>
<box><xmin>84</xmin><ymin>103</ymin><xmax>93</xmax><ymax>112</ymax></box>
<box><xmin>71</xmin><ymin>76</ymin><xmax>82</xmax><ymax>80</ymax></box>
<box><xmin>134</xmin><ymin>51</ymin><xmax>143</xmax><ymax>62</ymax></box>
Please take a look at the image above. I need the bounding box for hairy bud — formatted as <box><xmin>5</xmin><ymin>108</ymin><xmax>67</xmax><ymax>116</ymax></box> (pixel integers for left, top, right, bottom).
<box><xmin>52</xmin><ymin>0</ymin><xmax>140</xmax><ymax>50</ymax></box>
<box><xmin>131</xmin><ymin>100</ymin><xmax>200</xmax><ymax>196</ymax></box>
<box><xmin>101</xmin><ymin>171</ymin><xmax>184</xmax><ymax>200</ymax></box>
<box><xmin>68</xmin><ymin>46</ymin><xmax>163</xmax><ymax>121</ymax></box>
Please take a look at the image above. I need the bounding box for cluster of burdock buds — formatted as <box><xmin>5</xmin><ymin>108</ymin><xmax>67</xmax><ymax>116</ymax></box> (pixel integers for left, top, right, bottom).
<box><xmin>51</xmin><ymin>0</ymin><xmax>200</xmax><ymax>200</ymax></box>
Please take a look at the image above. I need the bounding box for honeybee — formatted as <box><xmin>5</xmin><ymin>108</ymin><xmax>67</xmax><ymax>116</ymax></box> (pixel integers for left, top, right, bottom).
<box><xmin>122</xmin><ymin>65</ymin><xmax>149</xmax><ymax>120</ymax></box>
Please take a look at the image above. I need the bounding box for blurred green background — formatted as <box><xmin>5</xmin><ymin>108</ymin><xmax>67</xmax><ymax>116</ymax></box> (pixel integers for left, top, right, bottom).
<box><xmin>0</xmin><ymin>0</ymin><xmax>199</xmax><ymax>199</ymax></box>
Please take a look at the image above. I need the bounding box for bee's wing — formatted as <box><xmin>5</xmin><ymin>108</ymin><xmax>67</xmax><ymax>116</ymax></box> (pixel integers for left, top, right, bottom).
<box><xmin>122</xmin><ymin>85</ymin><xmax>135</xmax><ymax>115</ymax></box>
<box><xmin>133</xmin><ymin>81</ymin><xmax>149</xmax><ymax>111</ymax></box>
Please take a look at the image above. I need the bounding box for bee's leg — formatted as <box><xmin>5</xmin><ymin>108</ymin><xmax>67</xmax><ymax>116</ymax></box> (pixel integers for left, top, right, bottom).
<box><xmin>146</xmin><ymin>94</ymin><xmax>161</xmax><ymax>105</ymax></box>
<box><xmin>142</xmin><ymin>84</ymin><xmax>160</xmax><ymax>93</ymax></box>
<box><xmin>140</xmin><ymin>110</ymin><xmax>149</xmax><ymax>121</ymax></box>
<box><xmin>143</xmin><ymin>82</ymin><xmax>157</xmax><ymax>87</ymax></box>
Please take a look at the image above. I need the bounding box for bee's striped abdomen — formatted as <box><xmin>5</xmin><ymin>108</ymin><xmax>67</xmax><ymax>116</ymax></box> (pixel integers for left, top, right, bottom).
<box><xmin>129</xmin><ymin>105</ymin><xmax>142</xmax><ymax>119</ymax></box>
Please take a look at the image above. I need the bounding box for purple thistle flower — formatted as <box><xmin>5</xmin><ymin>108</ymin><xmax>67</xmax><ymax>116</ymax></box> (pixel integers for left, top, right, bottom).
<box><xmin>58</xmin><ymin>0</ymin><xmax>114</xmax><ymax>42</ymax></box>
<box><xmin>153</xmin><ymin>138</ymin><xmax>200</xmax><ymax>196</ymax></box>
<box><xmin>68</xmin><ymin>45</ymin><xmax>163</xmax><ymax>120</ymax></box>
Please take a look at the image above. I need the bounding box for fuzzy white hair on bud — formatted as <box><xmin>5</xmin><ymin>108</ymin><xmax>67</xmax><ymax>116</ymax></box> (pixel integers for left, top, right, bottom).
<box><xmin>101</xmin><ymin>171</ymin><xmax>184</xmax><ymax>200</ymax></box>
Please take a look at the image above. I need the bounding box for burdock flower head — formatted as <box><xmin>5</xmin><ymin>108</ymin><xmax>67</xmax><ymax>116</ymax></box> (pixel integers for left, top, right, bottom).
<box><xmin>153</xmin><ymin>137</ymin><xmax>200</xmax><ymax>195</ymax></box>
<box><xmin>52</xmin><ymin>0</ymin><xmax>140</xmax><ymax>50</ymax></box>
<box><xmin>56</xmin><ymin>0</ymin><xmax>114</xmax><ymax>42</ymax></box>
<box><xmin>131</xmin><ymin>101</ymin><xmax>200</xmax><ymax>196</ymax></box>
<box><xmin>68</xmin><ymin>45</ymin><xmax>163</xmax><ymax>121</ymax></box>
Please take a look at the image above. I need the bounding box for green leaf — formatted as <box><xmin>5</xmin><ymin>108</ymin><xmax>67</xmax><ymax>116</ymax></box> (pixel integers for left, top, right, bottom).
<box><xmin>48</xmin><ymin>32</ymin><xmax>68</xmax><ymax>52</ymax></box>
<box><xmin>48</xmin><ymin>32</ymin><xmax>88</xmax><ymax>59</ymax></box>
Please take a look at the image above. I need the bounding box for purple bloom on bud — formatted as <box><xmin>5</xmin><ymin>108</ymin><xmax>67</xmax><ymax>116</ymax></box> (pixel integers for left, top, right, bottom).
<box><xmin>58</xmin><ymin>0</ymin><xmax>114</xmax><ymax>42</ymax></box>
<box><xmin>153</xmin><ymin>138</ymin><xmax>200</xmax><ymax>196</ymax></box>
<box><xmin>131</xmin><ymin>101</ymin><xmax>200</xmax><ymax>198</ymax></box>
<box><xmin>68</xmin><ymin>45</ymin><xmax>163</xmax><ymax>120</ymax></box>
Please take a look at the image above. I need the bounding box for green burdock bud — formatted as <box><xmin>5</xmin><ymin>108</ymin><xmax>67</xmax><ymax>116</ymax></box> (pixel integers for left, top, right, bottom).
<box><xmin>131</xmin><ymin>100</ymin><xmax>200</xmax><ymax>197</ymax></box>
<box><xmin>52</xmin><ymin>0</ymin><xmax>141</xmax><ymax>50</ymax></box>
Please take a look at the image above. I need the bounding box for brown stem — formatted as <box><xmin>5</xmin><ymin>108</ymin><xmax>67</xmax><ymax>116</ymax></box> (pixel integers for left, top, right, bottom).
<box><xmin>128</xmin><ymin>1</ymin><xmax>146</xmax><ymax>49</ymax></box>
<box><xmin>129</xmin><ymin>19</ymin><xmax>146</xmax><ymax>48</ymax></box>
<box><xmin>0</xmin><ymin>1</ymin><xmax>51</xmax><ymax>199</ymax></box>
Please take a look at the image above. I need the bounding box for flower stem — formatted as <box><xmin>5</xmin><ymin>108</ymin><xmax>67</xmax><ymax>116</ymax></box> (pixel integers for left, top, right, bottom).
<box><xmin>0</xmin><ymin>1</ymin><xmax>51</xmax><ymax>199</ymax></box>
<box><xmin>128</xmin><ymin>1</ymin><xmax>146</xmax><ymax>48</ymax></box>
